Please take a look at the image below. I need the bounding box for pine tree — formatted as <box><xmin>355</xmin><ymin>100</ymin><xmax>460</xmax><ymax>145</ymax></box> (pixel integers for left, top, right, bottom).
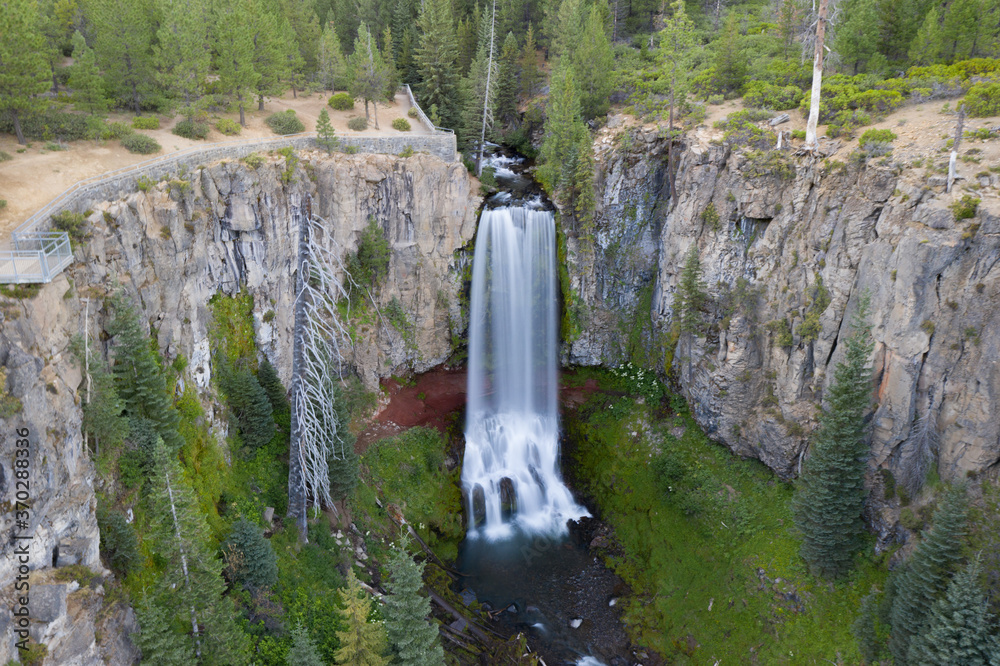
<box><xmin>547</xmin><ymin>0</ymin><xmax>583</xmax><ymax>61</ymax></box>
<box><xmin>329</xmin><ymin>445</ymin><xmax>359</xmax><ymax>500</ymax></box>
<box><xmin>674</xmin><ymin>244</ymin><xmax>708</xmax><ymax>382</ymax></box>
<box><xmin>383</xmin><ymin>540</ymin><xmax>443</xmax><ymax>666</ymax></box>
<box><xmin>518</xmin><ymin>23</ymin><xmax>542</xmax><ymax>101</ymax></box>
<box><xmin>658</xmin><ymin>0</ymin><xmax>696</xmax><ymax>203</ymax></box>
<box><xmin>133</xmin><ymin>595</ymin><xmax>195</xmax><ymax>666</ymax></box>
<box><xmin>537</xmin><ymin>59</ymin><xmax>587</xmax><ymax>197</ymax></box>
<box><xmin>712</xmin><ymin>13</ymin><xmax>747</xmax><ymax>94</ymax></box>
<box><xmin>257</xmin><ymin>358</ymin><xmax>289</xmax><ymax>412</ymax></box>
<box><xmin>317</xmin><ymin>108</ymin><xmax>339</xmax><ymax>153</ymax></box>
<box><xmin>215</xmin><ymin>0</ymin><xmax>261</xmax><ymax>126</ymax></box>
<box><xmin>156</xmin><ymin>0</ymin><xmax>211</xmax><ymax>118</ymax></box>
<box><xmin>250</xmin><ymin>2</ymin><xmax>288</xmax><ymax>111</ymax></box>
<box><xmin>852</xmin><ymin>587</ymin><xmax>885</xmax><ymax>664</ymax></box>
<box><xmin>224</xmin><ymin>518</ymin><xmax>279</xmax><ymax>591</ymax></box>
<box><xmin>88</xmin><ymin>0</ymin><xmax>155</xmax><ymax>114</ymax></box>
<box><xmin>281</xmin><ymin>0</ymin><xmax>322</xmax><ymax>76</ymax></box>
<box><xmin>573</xmin><ymin>135</ymin><xmax>596</xmax><ymax>226</ymax></box>
<box><xmin>106</xmin><ymin>291</ymin><xmax>184</xmax><ymax>452</ymax></box>
<box><xmin>415</xmin><ymin>0</ymin><xmax>460</xmax><ymax>127</ymax></box>
<box><xmin>82</xmin><ymin>358</ymin><xmax>130</xmax><ymax>457</ymax></box>
<box><xmin>335</xmin><ymin>570</ymin><xmax>389</xmax><ymax>666</ymax></box>
<box><xmin>835</xmin><ymin>0</ymin><xmax>881</xmax><ymax>74</ymax></box>
<box><xmin>494</xmin><ymin>32</ymin><xmax>520</xmax><ymax>130</ymax></box>
<box><xmin>459</xmin><ymin>1</ymin><xmax>499</xmax><ymax>171</ymax></box>
<box><xmin>910</xmin><ymin>554</ymin><xmax>1000</xmax><ymax>665</ymax></box>
<box><xmin>349</xmin><ymin>23</ymin><xmax>390</xmax><ymax>128</ymax></box>
<box><xmin>382</xmin><ymin>26</ymin><xmax>401</xmax><ymax>97</ymax></box>
<box><xmin>776</xmin><ymin>0</ymin><xmax>801</xmax><ymax>60</ymax></box>
<box><xmin>286</xmin><ymin>623</ymin><xmax>325</xmax><ymax>666</ymax></box>
<box><xmin>939</xmin><ymin>0</ymin><xmax>982</xmax><ymax>62</ymax></box>
<box><xmin>0</xmin><ymin>0</ymin><xmax>53</xmax><ymax>144</ymax></box>
<box><xmin>148</xmin><ymin>440</ymin><xmax>251</xmax><ymax>663</ymax></box>
<box><xmin>908</xmin><ymin>6</ymin><xmax>943</xmax><ymax>65</ymax></box>
<box><xmin>573</xmin><ymin>3</ymin><xmax>613</xmax><ymax>120</ymax></box>
<box><xmin>792</xmin><ymin>296</ymin><xmax>875</xmax><ymax>579</ymax></box>
<box><xmin>222</xmin><ymin>367</ymin><xmax>274</xmax><ymax>450</ymax></box>
<box><xmin>68</xmin><ymin>31</ymin><xmax>108</xmax><ymax>115</ymax></box>
<box><xmin>888</xmin><ymin>484</ymin><xmax>970</xmax><ymax>664</ymax></box>
<box><xmin>319</xmin><ymin>21</ymin><xmax>348</xmax><ymax>91</ymax></box>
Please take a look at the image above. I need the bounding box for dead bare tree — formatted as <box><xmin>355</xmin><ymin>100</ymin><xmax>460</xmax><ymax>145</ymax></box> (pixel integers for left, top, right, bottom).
<box><xmin>899</xmin><ymin>388</ymin><xmax>939</xmax><ymax>498</ymax></box>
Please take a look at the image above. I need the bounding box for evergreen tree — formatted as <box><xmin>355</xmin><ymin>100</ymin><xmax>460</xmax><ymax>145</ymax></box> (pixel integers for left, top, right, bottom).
<box><xmin>156</xmin><ymin>0</ymin><xmax>211</xmax><ymax>118</ymax></box>
<box><xmin>908</xmin><ymin>6</ymin><xmax>943</xmax><ymax>65</ymax></box>
<box><xmin>888</xmin><ymin>484</ymin><xmax>970</xmax><ymax>664</ymax></box>
<box><xmin>134</xmin><ymin>595</ymin><xmax>195</xmax><ymax>666</ymax></box>
<box><xmin>674</xmin><ymin>244</ymin><xmax>708</xmax><ymax>381</ymax></box>
<box><xmin>939</xmin><ymin>0</ymin><xmax>982</xmax><ymax>62</ymax></box>
<box><xmin>382</xmin><ymin>26</ymin><xmax>401</xmax><ymax>97</ymax></box>
<box><xmin>215</xmin><ymin>0</ymin><xmax>261</xmax><ymax>126</ymax></box>
<box><xmin>537</xmin><ymin>59</ymin><xmax>587</xmax><ymax>196</ymax></box>
<box><xmin>286</xmin><ymin>623</ymin><xmax>325</xmax><ymax>666</ymax></box>
<box><xmin>317</xmin><ymin>107</ymin><xmax>339</xmax><ymax>153</ymax></box>
<box><xmin>319</xmin><ymin>21</ymin><xmax>348</xmax><ymax>91</ymax></box>
<box><xmin>573</xmin><ymin>135</ymin><xmax>596</xmax><ymax>226</ymax></box>
<box><xmin>910</xmin><ymin>554</ymin><xmax>1000</xmax><ymax>665</ymax></box>
<box><xmin>494</xmin><ymin>32</ymin><xmax>520</xmax><ymax>130</ymax></box>
<box><xmin>792</xmin><ymin>296</ymin><xmax>875</xmax><ymax>579</ymax></box>
<box><xmin>349</xmin><ymin>23</ymin><xmax>391</xmax><ymax>127</ymax></box>
<box><xmin>518</xmin><ymin>23</ymin><xmax>543</xmax><ymax>100</ymax></box>
<box><xmin>82</xmin><ymin>357</ymin><xmax>130</xmax><ymax>456</ymax></box>
<box><xmin>329</xmin><ymin>446</ymin><xmax>359</xmax><ymax>500</ymax></box>
<box><xmin>0</xmin><ymin>0</ymin><xmax>52</xmax><ymax>144</ymax></box>
<box><xmin>454</xmin><ymin>15</ymin><xmax>477</xmax><ymax>75</ymax></box>
<box><xmin>573</xmin><ymin>3</ymin><xmax>614</xmax><ymax>120</ymax></box>
<box><xmin>776</xmin><ymin>0</ymin><xmax>801</xmax><ymax>60</ymax></box>
<box><xmin>257</xmin><ymin>358</ymin><xmax>289</xmax><ymax>412</ymax></box>
<box><xmin>852</xmin><ymin>587</ymin><xmax>885</xmax><ymax>664</ymax></box>
<box><xmin>415</xmin><ymin>0</ymin><xmax>460</xmax><ymax>127</ymax></box>
<box><xmin>222</xmin><ymin>367</ymin><xmax>274</xmax><ymax>450</ymax></box>
<box><xmin>223</xmin><ymin>518</ymin><xmax>279</xmax><ymax>591</ymax></box>
<box><xmin>658</xmin><ymin>0</ymin><xmax>695</xmax><ymax>203</ymax></box>
<box><xmin>251</xmin><ymin>2</ymin><xmax>288</xmax><ymax>111</ymax></box>
<box><xmin>148</xmin><ymin>440</ymin><xmax>251</xmax><ymax>663</ymax></box>
<box><xmin>460</xmin><ymin>1</ymin><xmax>499</xmax><ymax>171</ymax></box>
<box><xmin>87</xmin><ymin>0</ymin><xmax>153</xmax><ymax>114</ymax></box>
<box><xmin>547</xmin><ymin>0</ymin><xmax>583</xmax><ymax>61</ymax></box>
<box><xmin>106</xmin><ymin>291</ymin><xmax>184</xmax><ymax>452</ymax></box>
<box><xmin>334</xmin><ymin>569</ymin><xmax>389</xmax><ymax>666</ymax></box>
<box><xmin>835</xmin><ymin>0</ymin><xmax>881</xmax><ymax>74</ymax></box>
<box><xmin>383</xmin><ymin>539</ymin><xmax>444</xmax><ymax>666</ymax></box>
<box><xmin>712</xmin><ymin>13</ymin><xmax>747</xmax><ymax>94</ymax></box>
<box><xmin>281</xmin><ymin>0</ymin><xmax>322</xmax><ymax>76</ymax></box>
<box><xmin>397</xmin><ymin>26</ymin><xmax>418</xmax><ymax>84</ymax></box>
<box><xmin>68</xmin><ymin>31</ymin><xmax>108</xmax><ymax>115</ymax></box>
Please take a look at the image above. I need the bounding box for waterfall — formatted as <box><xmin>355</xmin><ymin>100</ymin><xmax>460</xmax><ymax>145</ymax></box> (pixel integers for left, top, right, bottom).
<box><xmin>462</xmin><ymin>206</ymin><xmax>589</xmax><ymax>540</ymax></box>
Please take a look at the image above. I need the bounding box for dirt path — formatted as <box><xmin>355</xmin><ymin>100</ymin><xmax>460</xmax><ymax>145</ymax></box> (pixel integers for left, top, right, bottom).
<box><xmin>0</xmin><ymin>91</ymin><xmax>426</xmax><ymax>239</ymax></box>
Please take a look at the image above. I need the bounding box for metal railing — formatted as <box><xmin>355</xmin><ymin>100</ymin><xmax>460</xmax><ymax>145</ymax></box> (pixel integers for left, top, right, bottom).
<box><xmin>0</xmin><ymin>232</ymin><xmax>73</xmax><ymax>284</ymax></box>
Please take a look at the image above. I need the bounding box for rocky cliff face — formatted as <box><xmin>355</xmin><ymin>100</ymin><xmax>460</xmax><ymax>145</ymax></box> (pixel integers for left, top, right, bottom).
<box><xmin>564</xmin><ymin>125</ymin><xmax>1000</xmax><ymax>490</ymax></box>
<box><xmin>0</xmin><ymin>149</ymin><xmax>478</xmax><ymax>664</ymax></box>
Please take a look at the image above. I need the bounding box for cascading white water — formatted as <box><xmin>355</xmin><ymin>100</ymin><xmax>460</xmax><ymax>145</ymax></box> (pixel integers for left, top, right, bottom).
<box><xmin>462</xmin><ymin>206</ymin><xmax>589</xmax><ymax>540</ymax></box>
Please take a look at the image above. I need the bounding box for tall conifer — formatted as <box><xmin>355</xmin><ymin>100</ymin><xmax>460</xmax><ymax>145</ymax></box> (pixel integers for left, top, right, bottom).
<box><xmin>0</xmin><ymin>0</ymin><xmax>52</xmax><ymax>144</ymax></box>
<box><xmin>415</xmin><ymin>0</ymin><xmax>460</xmax><ymax>127</ymax></box>
<box><xmin>334</xmin><ymin>570</ymin><xmax>389</xmax><ymax>666</ymax></box>
<box><xmin>383</xmin><ymin>540</ymin><xmax>444</xmax><ymax>666</ymax></box>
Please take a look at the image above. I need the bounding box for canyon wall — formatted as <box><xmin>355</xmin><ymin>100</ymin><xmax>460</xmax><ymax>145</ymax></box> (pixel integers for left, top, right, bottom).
<box><xmin>0</xmin><ymin>149</ymin><xmax>478</xmax><ymax>664</ymax></box>
<box><xmin>564</xmin><ymin>127</ymin><xmax>1000</xmax><ymax>494</ymax></box>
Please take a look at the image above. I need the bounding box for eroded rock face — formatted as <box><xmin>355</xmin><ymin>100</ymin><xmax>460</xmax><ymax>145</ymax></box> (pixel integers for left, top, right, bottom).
<box><xmin>565</xmin><ymin>134</ymin><xmax>1000</xmax><ymax>486</ymax></box>
<box><xmin>0</xmin><ymin>150</ymin><xmax>478</xmax><ymax>664</ymax></box>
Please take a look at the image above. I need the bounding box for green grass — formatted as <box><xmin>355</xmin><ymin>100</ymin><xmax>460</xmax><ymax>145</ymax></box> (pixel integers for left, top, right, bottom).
<box><xmin>567</xmin><ymin>391</ymin><xmax>887</xmax><ymax>664</ymax></box>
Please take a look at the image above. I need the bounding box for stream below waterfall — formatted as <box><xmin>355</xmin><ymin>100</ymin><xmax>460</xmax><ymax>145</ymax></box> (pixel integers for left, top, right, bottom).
<box><xmin>452</xmin><ymin>147</ymin><xmax>638</xmax><ymax>665</ymax></box>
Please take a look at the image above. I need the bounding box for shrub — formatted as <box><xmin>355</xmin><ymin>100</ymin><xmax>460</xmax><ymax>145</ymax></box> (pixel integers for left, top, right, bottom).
<box><xmin>964</xmin><ymin>81</ymin><xmax>1000</xmax><ymax>117</ymax></box>
<box><xmin>347</xmin><ymin>116</ymin><xmax>368</xmax><ymax>131</ymax></box>
<box><xmin>172</xmin><ymin>119</ymin><xmax>210</xmax><ymax>140</ymax></box>
<box><xmin>407</xmin><ymin>106</ymin><xmax>418</xmax><ymax>118</ymax></box>
<box><xmin>742</xmin><ymin>81</ymin><xmax>803</xmax><ymax>110</ymax></box>
<box><xmin>398</xmin><ymin>145</ymin><xmax>415</xmax><ymax>158</ymax></box>
<box><xmin>265</xmin><ymin>109</ymin><xmax>304</xmax><ymax>135</ymax></box>
<box><xmin>392</xmin><ymin>117</ymin><xmax>411</xmax><ymax>131</ymax></box>
<box><xmin>0</xmin><ymin>200</ymin><xmax>6</xmax><ymax>210</ymax></box>
<box><xmin>0</xmin><ymin>150</ymin><xmax>11</xmax><ymax>162</ymax></box>
<box><xmin>51</xmin><ymin>210</ymin><xmax>87</xmax><ymax>243</ymax></box>
<box><xmin>345</xmin><ymin>216</ymin><xmax>390</xmax><ymax>304</ymax></box>
<box><xmin>342</xmin><ymin>145</ymin><xmax>359</xmax><ymax>154</ymax></box>
<box><xmin>707</xmin><ymin>94</ymin><xmax>724</xmax><ymax>105</ymax></box>
<box><xmin>223</xmin><ymin>518</ymin><xmax>279</xmax><ymax>590</ymax></box>
<box><xmin>120</xmin><ymin>133</ymin><xmax>161</xmax><ymax>154</ymax></box>
<box><xmin>215</xmin><ymin>118</ymin><xmax>241</xmax><ymax>136</ymax></box>
<box><xmin>242</xmin><ymin>152</ymin><xmax>265</xmax><ymax>169</ymax></box>
<box><xmin>951</xmin><ymin>194</ymin><xmax>980</xmax><ymax>220</ymax></box>
<box><xmin>43</xmin><ymin>141</ymin><xmax>66</xmax><ymax>151</ymax></box>
<box><xmin>131</xmin><ymin>116</ymin><xmax>160</xmax><ymax>130</ymax></box>
<box><xmin>716</xmin><ymin>110</ymin><xmax>776</xmax><ymax>149</ymax></box>
<box><xmin>859</xmin><ymin>128</ymin><xmax>897</xmax><ymax>148</ymax></box>
<box><xmin>328</xmin><ymin>92</ymin><xmax>355</xmax><ymax>110</ymax></box>
<box><xmin>791</xmin><ymin>129</ymin><xmax>806</xmax><ymax>140</ymax></box>
<box><xmin>0</xmin><ymin>109</ymin><xmax>89</xmax><ymax>141</ymax></box>
<box><xmin>96</xmin><ymin>507</ymin><xmax>140</xmax><ymax>576</ymax></box>
<box><xmin>136</xmin><ymin>175</ymin><xmax>155</xmax><ymax>192</ymax></box>
<box><xmin>102</xmin><ymin>121</ymin><xmax>134</xmax><ymax>140</ymax></box>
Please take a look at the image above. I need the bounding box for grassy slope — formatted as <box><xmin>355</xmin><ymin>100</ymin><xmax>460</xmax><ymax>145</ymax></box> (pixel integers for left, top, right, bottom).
<box><xmin>565</xmin><ymin>374</ymin><xmax>888</xmax><ymax>664</ymax></box>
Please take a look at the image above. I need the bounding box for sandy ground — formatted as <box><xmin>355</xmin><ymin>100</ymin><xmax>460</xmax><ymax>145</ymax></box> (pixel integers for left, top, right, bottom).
<box><xmin>0</xmin><ymin>90</ymin><xmax>426</xmax><ymax>238</ymax></box>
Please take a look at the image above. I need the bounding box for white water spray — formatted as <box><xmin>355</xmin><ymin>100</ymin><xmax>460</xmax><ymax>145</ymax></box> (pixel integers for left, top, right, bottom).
<box><xmin>462</xmin><ymin>207</ymin><xmax>589</xmax><ymax>540</ymax></box>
